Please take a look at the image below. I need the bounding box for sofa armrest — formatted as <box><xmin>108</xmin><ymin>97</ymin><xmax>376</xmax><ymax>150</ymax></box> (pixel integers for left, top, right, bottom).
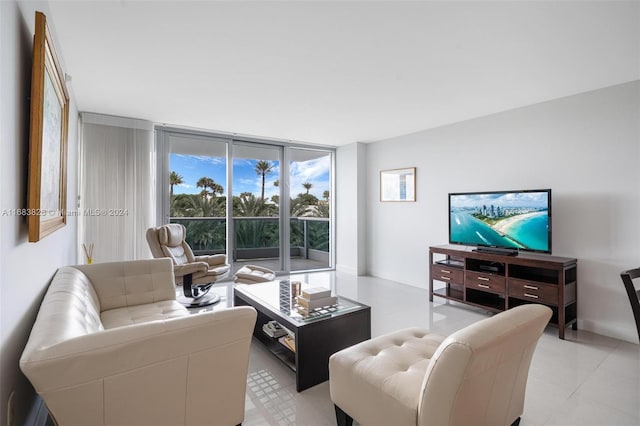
<box><xmin>20</xmin><ymin>306</ymin><xmax>257</xmax><ymax>394</ymax></box>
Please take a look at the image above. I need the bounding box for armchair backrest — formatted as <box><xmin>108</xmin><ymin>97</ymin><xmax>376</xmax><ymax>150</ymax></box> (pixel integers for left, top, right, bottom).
<box><xmin>418</xmin><ymin>304</ymin><xmax>552</xmax><ymax>426</ymax></box>
<box><xmin>146</xmin><ymin>224</ymin><xmax>196</xmax><ymax>266</ymax></box>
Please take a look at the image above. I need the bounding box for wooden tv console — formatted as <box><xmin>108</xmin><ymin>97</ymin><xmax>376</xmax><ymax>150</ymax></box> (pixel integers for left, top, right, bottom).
<box><xmin>429</xmin><ymin>245</ymin><xmax>577</xmax><ymax>339</ymax></box>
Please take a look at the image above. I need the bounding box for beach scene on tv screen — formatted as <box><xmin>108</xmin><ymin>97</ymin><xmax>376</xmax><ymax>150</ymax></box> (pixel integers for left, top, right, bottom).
<box><xmin>450</xmin><ymin>192</ymin><xmax>549</xmax><ymax>252</ymax></box>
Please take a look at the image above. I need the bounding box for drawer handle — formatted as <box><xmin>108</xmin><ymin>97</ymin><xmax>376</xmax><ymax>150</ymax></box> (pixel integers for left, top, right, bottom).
<box><xmin>441</xmin><ymin>270</ymin><xmax>451</xmax><ymax>274</ymax></box>
<box><xmin>478</xmin><ymin>277</ymin><xmax>490</xmax><ymax>281</ymax></box>
<box><xmin>524</xmin><ymin>293</ymin><xmax>539</xmax><ymax>299</ymax></box>
<box><xmin>440</xmin><ymin>276</ymin><xmax>451</xmax><ymax>281</ymax></box>
<box><xmin>524</xmin><ymin>285</ymin><xmax>538</xmax><ymax>290</ymax></box>
<box><xmin>477</xmin><ymin>284</ymin><xmax>490</xmax><ymax>289</ymax></box>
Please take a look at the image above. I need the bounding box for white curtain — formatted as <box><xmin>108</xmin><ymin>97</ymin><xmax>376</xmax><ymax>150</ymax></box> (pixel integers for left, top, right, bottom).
<box><xmin>79</xmin><ymin>113</ymin><xmax>155</xmax><ymax>262</ymax></box>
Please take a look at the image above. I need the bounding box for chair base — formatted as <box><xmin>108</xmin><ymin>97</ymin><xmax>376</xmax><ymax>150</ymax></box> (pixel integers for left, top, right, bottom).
<box><xmin>177</xmin><ymin>292</ymin><xmax>221</xmax><ymax>308</ymax></box>
<box><xmin>179</xmin><ymin>274</ymin><xmax>220</xmax><ymax>307</ymax></box>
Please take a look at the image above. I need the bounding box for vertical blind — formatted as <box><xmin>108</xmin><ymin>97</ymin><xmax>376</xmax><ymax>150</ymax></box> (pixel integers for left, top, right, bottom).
<box><xmin>80</xmin><ymin>113</ymin><xmax>155</xmax><ymax>262</ymax></box>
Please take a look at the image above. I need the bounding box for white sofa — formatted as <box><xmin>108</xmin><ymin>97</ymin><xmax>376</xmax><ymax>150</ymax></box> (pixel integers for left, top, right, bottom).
<box><xmin>20</xmin><ymin>258</ymin><xmax>257</xmax><ymax>426</ymax></box>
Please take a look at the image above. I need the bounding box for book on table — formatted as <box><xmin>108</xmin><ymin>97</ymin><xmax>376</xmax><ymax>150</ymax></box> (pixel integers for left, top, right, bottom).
<box><xmin>301</xmin><ymin>287</ymin><xmax>331</xmax><ymax>300</ymax></box>
<box><xmin>295</xmin><ymin>295</ymin><xmax>337</xmax><ymax>310</ymax></box>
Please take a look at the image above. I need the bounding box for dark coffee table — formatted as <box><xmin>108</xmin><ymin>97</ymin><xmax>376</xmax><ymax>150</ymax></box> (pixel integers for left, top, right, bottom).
<box><xmin>233</xmin><ymin>280</ymin><xmax>371</xmax><ymax>392</ymax></box>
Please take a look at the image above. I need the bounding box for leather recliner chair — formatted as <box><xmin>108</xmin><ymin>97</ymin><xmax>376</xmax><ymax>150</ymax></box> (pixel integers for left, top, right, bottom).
<box><xmin>147</xmin><ymin>224</ymin><xmax>230</xmax><ymax>306</ymax></box>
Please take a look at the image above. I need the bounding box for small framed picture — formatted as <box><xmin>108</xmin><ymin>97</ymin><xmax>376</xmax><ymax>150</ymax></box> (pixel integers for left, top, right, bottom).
<box><xmin>380</xmin><ymin>167</ymin><xmax>416</xmax><ymax>202</ymax></box>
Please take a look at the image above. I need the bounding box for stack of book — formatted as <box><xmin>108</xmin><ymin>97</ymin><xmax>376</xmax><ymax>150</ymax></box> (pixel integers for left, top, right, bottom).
<box><xmin>278</xmin><ymin>334</ymin><xmax>296</xmax><ymax>352</ymax></box>
<box><xmin>295</xmin><ymin>287</ymin><xmax>337</xmax><ymax>315</ymax></box>
<box><xmin>262</xmin><ymin>320</ymin><xmax>288</xmax><ymax>338</ymax></box>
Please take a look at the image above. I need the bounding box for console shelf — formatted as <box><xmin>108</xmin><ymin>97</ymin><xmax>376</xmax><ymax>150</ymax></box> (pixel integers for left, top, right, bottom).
<box><xmin>429</xmin><ymin>245</ymin><xmax>578</xmax><ymax>339</ymax></box>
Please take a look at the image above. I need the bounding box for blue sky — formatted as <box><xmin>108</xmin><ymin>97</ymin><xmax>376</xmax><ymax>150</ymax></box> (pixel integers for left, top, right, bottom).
<box><xmin>170</xmin><ymin>154</ymin><xmax>330</xmax><ymax>199</ymax></box>
<box><xmin>450</xmin><ymin>191</ymin><xmax>549</xmax><ymax>208</ymax></box>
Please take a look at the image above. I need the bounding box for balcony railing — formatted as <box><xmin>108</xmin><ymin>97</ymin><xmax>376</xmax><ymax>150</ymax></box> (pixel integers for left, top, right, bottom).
<box><xmin>169</xmin><ymin>216</ymin><xmax>329</xmax><ymax>265</ymax></box>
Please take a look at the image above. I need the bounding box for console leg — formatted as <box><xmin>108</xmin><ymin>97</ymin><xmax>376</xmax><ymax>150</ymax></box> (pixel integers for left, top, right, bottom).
<box><xmin>334</xmin><ymin>405</ymin><xmax>353</xmax><ymax>426</ymax></box>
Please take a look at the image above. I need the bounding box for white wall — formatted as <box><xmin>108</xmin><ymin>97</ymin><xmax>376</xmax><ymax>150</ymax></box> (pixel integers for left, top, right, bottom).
<box><xmin>0</xmin><ymin>1</ymin><xmax>78</xmax><ymax>424</ymax></box>
<box><xmin>365</xmin><ymin>81</ymin><xmax>640</xmax><ymax>343</ymax></box>
<box><xmin>336</xmin><ymin>142</ymin><xmax>367</xmax><ymax>275</ymax></box>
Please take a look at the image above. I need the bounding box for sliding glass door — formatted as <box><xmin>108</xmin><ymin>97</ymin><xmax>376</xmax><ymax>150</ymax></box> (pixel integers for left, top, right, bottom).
<box><xmin>168</xmin><ymin>133</ymin><xmax>228</xmax><ymax>256</ymax></box>
<box><xmin>158</xmin><ymin>128</ymin><xmax>334</xmax><ymax>277</ymax></box>
<box><xmin>288</xmin><ymin>148</ymin><xmax>332</xmax><ymax>271</ymax></box>
<box><xmin>231</xmin><ymin>143</ymin><xmax>281</xmax><ymax>275</ymax></box>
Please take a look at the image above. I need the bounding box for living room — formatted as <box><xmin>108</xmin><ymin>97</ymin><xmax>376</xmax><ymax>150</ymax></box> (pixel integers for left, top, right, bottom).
<box><xmin>1</xmin><ymin>1</ymin><xmax>639</xmax><ymax>425</ymax></box>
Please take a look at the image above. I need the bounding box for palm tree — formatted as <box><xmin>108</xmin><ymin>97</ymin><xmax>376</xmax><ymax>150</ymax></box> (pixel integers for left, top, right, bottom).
<box><xmin>210</xmin><ymin>182</ymin><xmax>224</xmax><ymax>195</ymax></box>
<box><xmin>186</xmin><ymin>195</ymin><xmax>225</xmax><ymax>217</ymax></box>
<box><xmin>302</xmin><ymin>182</ymin><xmax>312</xmax><ymax>194</ymax></box>
<box><xmin>169</xmin><ymin>171</ymin><xmax>184</xmax><ymax>198</ymax></box>
<box><xmin>196</xmin><ymin>177</ymin><xmax>224</xmax><ymax>199</ymax></box>
<box><xmin>233</xmin><ymin>193</ymin><xmax>274</xmax><ymax>217</ymax></box>
<box><xmin>314</xmin><ymin>202</ymin><xmax>330</xmax><ymax>218</ymax></box>
<box><xmin>254</xmin><ymin>160</ymin><xmax>274</xmax><ymax>200</ymax></box>
<box><xmin>197</xmin><ymin>177</ymin><xmax>214</xmax><ymax>198</ymax></box>
<box><xmin>290</xmin><ymin>197</ymin><xmax>311</xmax><ymax>217</ymax></box>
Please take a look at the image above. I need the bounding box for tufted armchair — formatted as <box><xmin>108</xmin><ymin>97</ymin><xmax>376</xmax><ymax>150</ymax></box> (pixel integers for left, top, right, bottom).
<box><xmin>147</xmin><ymin>224</ymin><xmax>230</xmax><ymax>306</ymax></box>
<box><xmin>329</xmin><ymin>304</ymin><xmax>551</xmax><ymax>426</ymax></box>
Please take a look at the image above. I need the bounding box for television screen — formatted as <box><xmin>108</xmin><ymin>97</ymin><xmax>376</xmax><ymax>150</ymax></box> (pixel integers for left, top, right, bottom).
<box><xmin>449</xmin><ymin>189</ymin><xmax>551</xmax><ymax>254</ymax></box>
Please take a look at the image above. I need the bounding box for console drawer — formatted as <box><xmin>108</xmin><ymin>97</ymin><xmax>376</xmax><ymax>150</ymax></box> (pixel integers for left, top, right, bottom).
<box><xmin>431</xmin><ymin>264</ymin><xmax>464</xmax><ymax>284</ymax></box>
<box><xmin>509</xmin><ymin>278</ymin><xmax>557</xmax><ymax>305</ymax></box>
<box><xmin>465</xmin><ymin>271</ymin><xmax>505</xmax><ymax>294</ymax></box>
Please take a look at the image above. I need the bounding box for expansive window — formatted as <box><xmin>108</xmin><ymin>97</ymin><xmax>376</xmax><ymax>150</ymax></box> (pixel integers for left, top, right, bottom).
<box><xmin>157</xmin><ymin>128</ymin><xmax>334</xmax><ymax>275</ymax></box>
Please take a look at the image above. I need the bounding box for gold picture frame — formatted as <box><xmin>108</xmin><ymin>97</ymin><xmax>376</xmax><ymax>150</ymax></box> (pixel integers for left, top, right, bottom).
<box><xmin>380</xmin><ymin>167</ymin><xmax>416</xmax><ymax>202</ymax></box>
<box><xmin>27</xmin><ymin>11</ymin><xmax>69</xmax><ymax>242</ymax></box>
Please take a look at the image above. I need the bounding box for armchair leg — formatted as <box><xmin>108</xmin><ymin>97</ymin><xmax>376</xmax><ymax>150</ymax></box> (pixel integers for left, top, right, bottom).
<box><xmin>511</xmin><ymin>417</ymin><xmax>521</xmax><ymax>426</ymax></box>
<box><xmin>334</xmin><ymin>405</ymin><xmax>353</xmax><ymax>426</ymax></box>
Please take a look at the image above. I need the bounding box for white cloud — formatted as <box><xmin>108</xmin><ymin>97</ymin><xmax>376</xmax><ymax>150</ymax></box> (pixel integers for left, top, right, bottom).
<box><xmin>289</xmin><ymin>157</ymin><xmax>330</xmax><ymax>197</ymax></box>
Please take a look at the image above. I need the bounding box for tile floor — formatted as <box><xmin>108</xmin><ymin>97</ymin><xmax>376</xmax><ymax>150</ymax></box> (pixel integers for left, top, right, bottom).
<box><xmin>206</xmin><ymin>271</ymin><xmax>640</xmax><ymax>426</ymax></box>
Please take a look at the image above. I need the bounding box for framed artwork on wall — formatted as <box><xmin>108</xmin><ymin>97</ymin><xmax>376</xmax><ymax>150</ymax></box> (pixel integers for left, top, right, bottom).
<box><xmin>380</xmin><ymin>167</ymin><xmax>416</xmax><ymax>202</ymax></box>
<box><xmin>27</xmin><ymin>11</ymin><xmax>69</xmax><ymax>242</ymax></box>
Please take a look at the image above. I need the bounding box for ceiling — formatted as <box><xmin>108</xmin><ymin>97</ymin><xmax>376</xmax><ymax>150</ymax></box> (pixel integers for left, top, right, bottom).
<box><xmin>46</xmin><ymin>1</ymin><xmax>639</xmax><ymax>147</ymax></box>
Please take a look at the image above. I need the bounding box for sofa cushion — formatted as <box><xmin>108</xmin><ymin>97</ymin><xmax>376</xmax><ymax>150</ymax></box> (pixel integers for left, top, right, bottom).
<box><xmin>101</xmin><ymin>300</ymin><xmax>188</xmax><ymax>329</ymax></box>
<box><xmin>74</xmin><ymin>259</ymin><xmax>176</xmax><ymax>311</ymax></box>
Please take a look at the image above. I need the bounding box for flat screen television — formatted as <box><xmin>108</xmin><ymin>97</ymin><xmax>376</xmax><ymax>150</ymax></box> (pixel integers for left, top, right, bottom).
<box><xmin>449</xmin><ymin>189</ymin><xmax>551</xmax><ymax>255</ymax></box>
